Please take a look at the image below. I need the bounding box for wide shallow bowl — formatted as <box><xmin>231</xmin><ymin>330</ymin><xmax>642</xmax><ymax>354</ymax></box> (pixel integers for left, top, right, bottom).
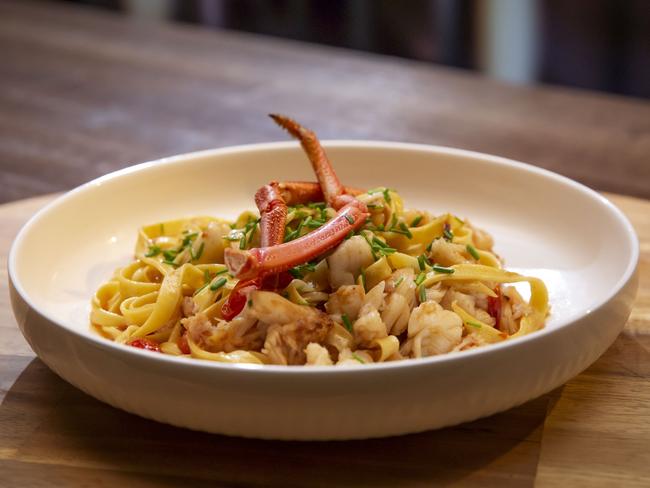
<box><xmin>9</xmin><ymin>141</ymin><xmax>638</xmax><ymax>440</ymax></box>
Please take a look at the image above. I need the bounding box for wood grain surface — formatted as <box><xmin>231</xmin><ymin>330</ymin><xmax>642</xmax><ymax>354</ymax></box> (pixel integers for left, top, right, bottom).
<box><xmin>0</xmin><ymin>192</ymin><xmax>648</xmax><ymax>487</ymax></box>
<box><xmin>1</xmin><ymin>0</ymin><xmax>650</xmax><ymax>205</ymax></box>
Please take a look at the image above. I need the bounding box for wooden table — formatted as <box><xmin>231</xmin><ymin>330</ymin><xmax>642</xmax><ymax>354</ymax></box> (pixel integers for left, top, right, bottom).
<box><xmin>1</xmin><ymin>1</ymin><xmax>649</xmax><ymax>486</ymax></box>
<box><xmin>1</xmin><ymin>192</ymin><xmax>649</xmax><ymax>487</ymax></box>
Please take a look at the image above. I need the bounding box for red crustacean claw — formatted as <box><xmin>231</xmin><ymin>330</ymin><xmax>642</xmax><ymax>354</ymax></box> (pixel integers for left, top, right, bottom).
<box><xmin>221</xmin><ymin>114</ymin><xmax>368</xmax><ymax>319</ymax></box>
<box><xmin>225</xmin><ymin>200</ymin><xmax>368</xmax><ymax>280</ymax></box>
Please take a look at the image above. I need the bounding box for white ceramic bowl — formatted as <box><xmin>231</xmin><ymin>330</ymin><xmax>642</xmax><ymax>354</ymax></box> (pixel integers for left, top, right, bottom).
<box><xmin>9</xmin><ymin>142</ymin><xmax>638</xmax><ymax>440</ymax></box>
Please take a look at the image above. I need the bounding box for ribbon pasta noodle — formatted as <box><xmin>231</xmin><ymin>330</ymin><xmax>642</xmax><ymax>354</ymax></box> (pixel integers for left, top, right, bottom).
<box><xmin>91</xmin><ymin>188</ymin><xmax>549</xmax><ymax>366</ymax></box>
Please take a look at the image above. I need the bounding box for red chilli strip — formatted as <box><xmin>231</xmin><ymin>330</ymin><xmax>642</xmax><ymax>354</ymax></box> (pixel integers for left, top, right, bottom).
<box><xmin>128</xmin><ymin>338</ymin><xmax>162</xmax><ymax>352</ymax></box>
<box><xmin>221</xmin><ymin>277</ymin><xmax>262</xmax><ymax>321</ymax></box>
<box><xmin>177</xmin><ymin>334</ymin><xmax>190</xmax><ymax>355</ymax></box>
<box><xmin>487</xmin><ymin>285</ymin><xmax>502</xmax><ymax>330</ymax></box>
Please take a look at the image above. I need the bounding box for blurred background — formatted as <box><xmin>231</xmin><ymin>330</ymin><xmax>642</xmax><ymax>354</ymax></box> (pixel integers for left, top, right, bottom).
<box><xmin>60</xmin><ymin>0</ymin><xmax>649</xmax><ymax>98</ymax></box>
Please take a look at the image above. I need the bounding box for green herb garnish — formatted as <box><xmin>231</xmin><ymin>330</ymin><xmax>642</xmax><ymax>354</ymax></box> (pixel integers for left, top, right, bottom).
<box><xmin>432</xmin><ymin>265</ymin><xmax>455</xmax><ymax>274</ymax></box>
<box><xmin>210</xmin><ymin>277</ymin><xmax>227</xmax><ymax>291</ymax></box>
<box><xmin>190</xmin><ymin>242</ymin><xmax>205</xmax><ymax>261</ymax></box>
<box><xmin>418</xmin><ymin>284</ymin><xmax>427</xmax><ymax>303</ymax></box>
<box><xmin>345</xmin><ymin>214</ymin><xmax>355</xmax><ymax>225</ymax></box>
<box><xmin>145</xmin><ymin>245</ymin><xmax>161</xmax><ymax>257</ymax></box>
<box><xmin>467</xmin><ymin>321</ymin><xmax>482</xmax><ymax>328</ymax></box>
<box><xmin>443</xmin><ymin>227</ymin><xmax>454</xmax><ymax>241</ymax></box>
<box><xmin>466</xmin><ymin>244</ymin><xmax>480</xmax><ymax>260</ymax></box>
<box><xmin>396</xmin><ymin>222</ymin><xmax>413</xmax><ymax>239</ymax></box>
<box><xmin>417</xmin><ymin>254</ymin><xmax>427</xmax><ymax>271</ymax></box>
<box><xmin>383</xmin><ymin>188</ymin><xmax>392</xmax><ymax>203</ymax></box>
<box><xmin>360</xmin><ymin>268</ymin><xmax>367</xmax><ymax>291</ymax></box>
<box><xmin>352</xmin><ymin>353</ymin><xmax>365</xmax><ymax>364</ymax></box>
<box><xmin>415</xmin><ymin>272</ymin><xmax>426</xmax><ymax>286</ymax></box>
<box><xmin>342</xmin><ymin>314</ymin><xmax>353</xmax><ymax>333</ymax></box>
<box><xmin>162</xmin><ymin>249</ymin><xmax>178</xmax><ymax>262</ymax></box>
<box><xmin>395</xmin><ymin>276</ymin><xmax>404</xmax><ymax>287</ymax></box>
<box><xmin>411</xmin><ymin>215</ymin><xmax>423</xmax><ymax>227</ymax></box>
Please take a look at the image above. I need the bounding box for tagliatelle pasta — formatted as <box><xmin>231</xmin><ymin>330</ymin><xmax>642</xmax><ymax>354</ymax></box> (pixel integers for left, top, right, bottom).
<box><xmin>91</xmin><ymin>187</ymin><xmax>549</xmax><ymax>366</ymax></box>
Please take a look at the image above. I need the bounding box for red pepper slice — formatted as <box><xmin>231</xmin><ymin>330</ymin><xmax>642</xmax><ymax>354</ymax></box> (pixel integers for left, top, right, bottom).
<box><xmin>221</xmin><ymin>277</ymin><xmax>261</xmax><ymax>320</ymax></box>
<box><xmin>220</xmin><ymin>271</ymin><xmax>296</xmax><ymax>320</ymax></box>
<box><xmin>128</xmin><ymin>338</ymin><xmax>161</xmax><ymax>352</ymax></box>
<box><xmin>177</xmin><ymin>334</ymin><xmax>190</xmax><ymax>355</ymax></box>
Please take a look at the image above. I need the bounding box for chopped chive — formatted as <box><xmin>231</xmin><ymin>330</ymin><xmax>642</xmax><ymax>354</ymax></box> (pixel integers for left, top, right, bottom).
<box><xmin>372</xmin><ymin>236</ymin><xmax>389</xmax><ymax>248</ymax></box>
<box><xmin>203</xmin><ymin>269</ymin><xmax>210</xmax><ymax>283</ymax></box>
<box><xmin>467</xmin><ymin>321</ymin><xmax>482</xmax><ymax>328</ymax></box>
<box><xmin>417</xmin><ymin>254</ymin><xmax>426</xmax><ymax>271</ymax></box>
<box><xmin>415</xmin><ymin>272</ymin><xmax>426</xmax><ymax>286</ymax></box>
<box><xmin>426</xmin><ymin>241</ymin><xmax>433</xmax><ymax>252</ymax></box>
<box><xmin>210</xmin><ymin>277</ymin><xmax>227</xmax><ymax>291</ymax></box>
<box><xmin>443</xmin><ymin>225</ymin><xmax>454</xmax><ymax>241</ymax></box>
<box><xmin>307</xmin><ymin>202</ymin><xmax>326</xmax><ymax>209</ymax></box>
<box><xmin>399</xmin><ymin>222</ymin><xmax>413</xmax><ymax>239</ymax></box>
<box><xmin>288</xmin><ymin>267</ymin><xmax>303</xmax><ymax>279</ymax></box>
<box><xmin>239</xmin><ymin>236</ymin><xmax>246</xmax><ymax>249</ymax></box>
<box><xmin>345</xmin><ymin>230</ymin><xmax>354</xmax><ymax>240</ymax></box>
<box><xmin>466</xmin><ymin>244</ymin><xmax>480</xmax><ymax>260</ymax></box>
<box><xmin>383</xmin><ymin>188</ymin><xmax>391</xmax><ymax>203</ymax></box>
<box><xmin>162</xmin><ymin>249</ymin><xmax>177</xmax><ymax>261</ymax></box>
<box><xmin>145</xmin><ymin>245</ymin><xmax>161</xmax><ymax>257</ymax></box>
<box><xmin>352</xmin><ymin>353</ymin><xmax>365</xmax><ymax>364</ymax></box>
<box><xmin>342</xmin><ymin>314</ymin><xmax>353</xmax><ymax>333</ymax></box>
<box><xmin>194</xmin><ymin>282</ymin><xmax>210</xmax><ymax>295</ymax></box>
<box><xmin>377</xmin><ymin>224</ymin><xmax>385</xmax><ymax>231</ymax></box>
<box><xmin>395</xmin><ymin>276</ymin><xmax>404</xmax><ymax>287</ymax></box>
<box><xmin>163</xmin><ymin>259</ymin><xmax>178</xmax><ymax>268</ymax></box>
<box><xmin>419</xmin><ymin>284</ymin><xmax>427</xmax><ymax>303</ymax></box>
<box><xmin>215</xmin><ymin>268</ymin><xmax>229</xmax><ymax>275</ymax></box>
<box><xmin>306</xmin><ymin>219</ymin><xmax>325</xmax><ymax>228</ymax></box>
<box><xmin>454</xmin><ymin>216</ymin><xmax>465</xmax><ymax>225</ymax></box>
<box><xmin>410</xmin><ymin>215</ymin><xmax>423</xmax><ymax>227</ymax></box>
<box><xmin>367</xmin><ymin>203</ymin><xmax>384</xmax><ymax>210</ymax></box>
<box><xmin>432</xmin><ymin>265</ymin><xmax>455</xmax><ymax>274</ymax></box>
<box><xmin>181</xmin><ymin>232</ymin><xmax>198</xmax><ymax>247</ymax></box>
<box><xmin>190</xmin><ymin>242</ymin><xmax>205</xmax><ymax>261</ymax></box>
<box><xmin>345</xmin><ymin>214</ymin><xmax>355</xmax><ymax>225</ymax></box>
<box><xmin>360</xmin><ymin>268</ymin><xmax>367</xmax><ymax>291</ymax></box>
<box><xmin>390</xmin><ymin>214</ymin><xmax>397</xmax><ymax>230</ymax></box>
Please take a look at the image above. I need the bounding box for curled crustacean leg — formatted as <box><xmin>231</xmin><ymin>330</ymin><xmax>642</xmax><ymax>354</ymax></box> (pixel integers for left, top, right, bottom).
<box><xmin>224</xmin><ymin>114</ymin><xmax>369</xmax><ymax>281</ymax></box>
<box><xmin>221</xmin><ymin>115</ymin><xmax>368</xmax><ymax>319</ymax></box>
<box><xmin>221</xmin><ymin>179</ymin><xmax>365</xmax><ymax>320</ymax></box>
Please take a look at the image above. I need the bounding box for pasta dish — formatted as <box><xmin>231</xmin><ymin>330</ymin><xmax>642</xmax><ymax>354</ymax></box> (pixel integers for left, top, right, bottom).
<box><xmin>92</xmin><ymin>115</ymin><xmax>549</xmax><ymax>366</ymax></box>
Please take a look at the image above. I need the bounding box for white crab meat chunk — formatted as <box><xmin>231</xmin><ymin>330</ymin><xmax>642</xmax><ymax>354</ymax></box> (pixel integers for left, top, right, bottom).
<box><xmin>406</xmin><ymin>302</ymin><xmax>463</xmax><ymax>357</ymax></box>
<box><xmin>248</xmin><ymin>291</ymin><xmax>333</xmax><ymax>365</ymax></box>
<box><xmin>327</xmin><ymin>236</ymin><xmax>374</xmax><ymax>289</ymax></box>
<box><xmin>304</xmin><ymin>342</ymin><xmax>333</xmax><ymax>366</ymax></box>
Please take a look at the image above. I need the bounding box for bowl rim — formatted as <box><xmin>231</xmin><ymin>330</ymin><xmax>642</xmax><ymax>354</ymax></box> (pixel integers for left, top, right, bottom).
<box><xmin>8</xmin><ymin>140</ymin><xmax>640</xmax><ymax>376</ymax></box>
